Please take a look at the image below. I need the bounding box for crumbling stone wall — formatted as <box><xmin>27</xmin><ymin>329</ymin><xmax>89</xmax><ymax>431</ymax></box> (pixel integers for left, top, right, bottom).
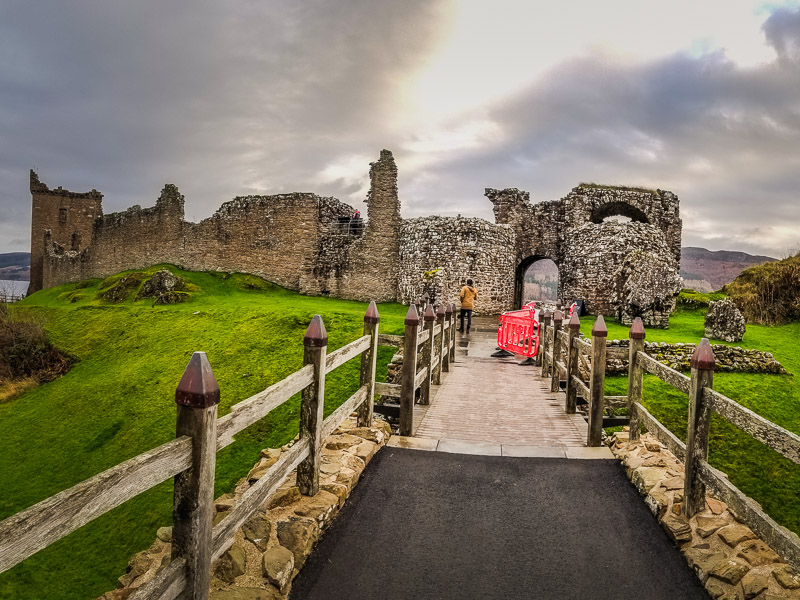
<box><xmin>397</xmin><ymin>216</ymin><xmax>515</xmax><ymax>314</ymax></box>
<box><xmin>31</xmin><ymin>152</ymin><xmax>682</xmax><ymax>323</ymax></box>
<box><xmin>487</xmin><ymin>185</ymin><xmax>682</xmax><ymax>317</ymax></box>
<box><xmin>560</xmin><ymin>220</ymin><xmax>681</xmax><ymax>320</ymax></box>
<box><xmin>29</xmin><ymin>171</ymin><xmax>102</xmax><ymax>292</ymax></box>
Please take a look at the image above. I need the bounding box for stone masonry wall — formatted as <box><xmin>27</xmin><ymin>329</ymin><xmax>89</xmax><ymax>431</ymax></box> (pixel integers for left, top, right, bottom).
<box><xmin>560</xmin><ymin>220</ymin><xmax>680</xmax><ymax>317</ymax></box>
<box><xmin>397</xmin><ymin>216</ymin><xmax>515</xmax><ymax>314</ymax></box>
<box><xmin>31</xmin><ymin>152</ymin><xmax>682</xmax><ymax>321</ymax></box>
<box><xmin>602</xmin><ymin>339</ymin><xmax>787</xmax><ymax>374</ymax></box>
<box><xmin>487</xmin><ymin>185</ymin><xmax>682</xmax><ymax>317</ymax></box>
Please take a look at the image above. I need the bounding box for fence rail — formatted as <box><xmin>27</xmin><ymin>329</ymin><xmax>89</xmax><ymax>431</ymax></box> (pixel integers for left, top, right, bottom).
<box><xmin>541</xmin><ymin>309</ymin><xmax>800</xmax><ymax>570</ymax></box>
<box><xmin>621</xmin><ymin>317</ymin><xmax>800</xmax><ymax>571</ymax></box>
<box><xmin>0</xmin><ymin>300</ymin><xmax>390</xmax><ymax>599</ymax></box>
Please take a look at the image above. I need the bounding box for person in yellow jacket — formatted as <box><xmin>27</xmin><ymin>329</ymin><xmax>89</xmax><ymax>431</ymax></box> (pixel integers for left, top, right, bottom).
<box><xmin>458</xmin><ymin>278</ymin><xmax>477</xmax><ymax>334</ymax></box>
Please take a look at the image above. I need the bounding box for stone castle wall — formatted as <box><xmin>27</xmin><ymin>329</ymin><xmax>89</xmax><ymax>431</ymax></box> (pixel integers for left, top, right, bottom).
<box><xmin>397</xmin><ymin>217</ymin><xmax>515</xmax><ymax>314</ymax></box>
<box><xmin>30</xmin><ymin>151</ymin><xmax>682</xmax><ymax>321</ymax></box>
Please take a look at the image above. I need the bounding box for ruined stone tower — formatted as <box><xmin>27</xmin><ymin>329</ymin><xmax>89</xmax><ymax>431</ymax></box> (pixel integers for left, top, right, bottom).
<box><xmin>29</xmin><ymin>170</ymin><xmax>103</xmax><ymax>293</ymax></box>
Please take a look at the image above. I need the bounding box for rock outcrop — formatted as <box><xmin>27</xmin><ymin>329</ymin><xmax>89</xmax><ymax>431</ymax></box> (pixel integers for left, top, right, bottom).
<box><xmin>705</xmin><ymin>297</ymin><xmax>746</xmax><ymax>342</ymax></box>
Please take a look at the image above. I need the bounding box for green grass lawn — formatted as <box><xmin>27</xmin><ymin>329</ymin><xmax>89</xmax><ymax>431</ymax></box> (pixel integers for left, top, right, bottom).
<box><xmin>0</xmin><ymin>266</ymin><xmax>408</xmax><ymax>600</ymax></box>
<box><xmin>579</xmin><ymin>308</ymin><xmax>800</xmax><ymax>539</ymax></box>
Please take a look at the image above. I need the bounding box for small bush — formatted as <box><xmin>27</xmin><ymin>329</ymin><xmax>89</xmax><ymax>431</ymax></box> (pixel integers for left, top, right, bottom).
<box><xmin>725</xmin><ymin>254</ymin><xmax>800</xmax><ymax>325</ymax></box>
<box><xmin>0</xmin><ymin>305</ymin><xmax>74</xmax><ymax>383</ymax></box>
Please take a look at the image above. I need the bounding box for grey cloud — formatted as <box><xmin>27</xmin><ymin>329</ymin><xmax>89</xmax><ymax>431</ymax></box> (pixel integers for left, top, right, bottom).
<box><xmin>1</xmin><ymin>2</ymin><xmax>800</xmax><ymax>259</ymax></box>
<box><xmin>0</xmin><ymin>0</ymin><xmax>444</xmax><ymax>249</ymax></box>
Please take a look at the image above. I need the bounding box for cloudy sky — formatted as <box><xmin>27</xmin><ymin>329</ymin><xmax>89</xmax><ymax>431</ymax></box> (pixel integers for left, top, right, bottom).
<box><xmin>2</xmin><ymin>0</ymin><xmax>800</xmax><ymax>257</ymax></box>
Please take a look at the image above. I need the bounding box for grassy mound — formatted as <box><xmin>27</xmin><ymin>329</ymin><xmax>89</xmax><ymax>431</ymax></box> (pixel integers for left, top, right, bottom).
<box><xmin>676</xmin><ymin>288</ymin><xmax>726</xmax><ymax>309</ymax></box>
<box><xmin>579</xmin><ymin>306</ymin><xmax>800</xmax><ymax>542</ymax></box>
<box><xmin>724</xmin><ymin>253</ymin><xmax>800</xmax><ymax>325</ymax></box>
<box><xmin>0</xmin><ymin>266</ymin><xmax>407</xmax><ymax>600</ymax></box>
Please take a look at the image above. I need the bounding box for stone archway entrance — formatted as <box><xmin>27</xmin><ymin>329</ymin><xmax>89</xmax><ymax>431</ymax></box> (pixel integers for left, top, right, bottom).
<box><xmin>514</xmin><ymin>256</ymin><xmax>559</xmax><ymax>309</ymax></box>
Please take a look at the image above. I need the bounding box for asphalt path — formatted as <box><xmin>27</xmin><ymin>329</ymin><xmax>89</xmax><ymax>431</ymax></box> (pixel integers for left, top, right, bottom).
<box><xmin>291</xmin><ymin>448</ymin><xmax>709</xmax><ymax>600</ymax></box>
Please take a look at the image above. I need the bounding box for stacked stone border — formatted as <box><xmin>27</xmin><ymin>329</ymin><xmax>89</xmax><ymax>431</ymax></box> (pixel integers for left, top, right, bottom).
<box><xmin>604</xmin><ymin>340</ymin><xmax>786</xmax><ymax>375</ymax></box>
<box><xmin>609</xmin><ymin>431</ymin><xmax>800</xmax><ymax>599</ymax></box>
<box><xmin>102</xmin><ymin>417</ymin><xmax>392</xmax><ymax>600</ymax></box>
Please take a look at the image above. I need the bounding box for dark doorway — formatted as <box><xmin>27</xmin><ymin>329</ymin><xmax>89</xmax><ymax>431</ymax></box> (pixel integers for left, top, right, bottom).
<box><xmin>515</xmin><ymin>256</ymin><xmax>558</xmax><ymax>309</ymax></box>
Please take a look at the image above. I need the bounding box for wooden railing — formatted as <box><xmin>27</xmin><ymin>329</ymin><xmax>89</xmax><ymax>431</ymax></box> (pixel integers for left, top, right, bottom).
<box><xmin>0</xmin><ymin>301</ymin><xmax>385</xmax><ymax>600</ymax></box>
<box><xmin>373</xmin><ymin>301</ymin><xmax>458</xmax><ymax>436</ymax></box>
<box><xmin>542</xmin><ymin>310</ymin><xmax>800</xmax><ymax>570</ymax></box>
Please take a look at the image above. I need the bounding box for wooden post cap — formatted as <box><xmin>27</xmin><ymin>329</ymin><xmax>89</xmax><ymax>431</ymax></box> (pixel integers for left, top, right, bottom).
<box><xmin>629</xmin><ymin>317</ymin><xmax>646</xmax><ymax>340</ymax></box>
<box><xmin>553</xmin><ymin>310</ymin><xmax>563</xmax><ymax>324</ymax></box>
<box><xmin>405</xmin><ymin>304</ymin><xmax>420</xmax><ymax>326</ymax></box>
<box><xmin>568</xmin><ymin>310</ymin><xmax>580</xmax><ymax>330</ymax></box>
<box><xmin>691</xmin><ymin>338</ymin><xmax>716</xmax><ymax>370</ymax></box>
<box><xmin>445</xmin><ymin>304</ymin><xmax>453</xmax><ymax>316</ymax></box>
<box><xmin>364</xmin><ymin>301</ymin><xmax>380</xmax><ymax>324</ymax></box>
<box><xmin>436</xmin><ymin>304</ymin><xmax>446</xmax><ymax>319</ymax></box>
<box><xmin>304</xmin><ymin>314</ymin><xmax>328</xmax><ymax>347</ymax></box>
<box><xmin>176</xmin><ymin>351</ymin><xmax>220</xmax><ymax>408</ymax></box>
<box><xmin>424</xmin><ymin>304</ymin><xmax>436</xmax><ymax>322</ymax></box>
<box><xmin>591</xmin><ymin>315</ymin><xmax>608</xmax><ymax>338</ymax></box>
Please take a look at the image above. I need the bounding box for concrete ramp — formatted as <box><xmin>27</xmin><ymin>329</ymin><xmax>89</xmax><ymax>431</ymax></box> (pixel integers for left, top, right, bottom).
<box><xmin>290</xmin><ymin>448</ymin><xmax>709</xmax><ymax>599</ymax></box>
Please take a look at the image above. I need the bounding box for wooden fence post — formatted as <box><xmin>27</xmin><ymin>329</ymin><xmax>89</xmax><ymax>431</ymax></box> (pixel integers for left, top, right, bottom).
<box><xmin>420</xmin><ymin>304</ymin><xmax>436</xmax><ymax>405</ymax></box>
<box><xmin>540</xmin><ymin>311</ymin><xmax>552</xmax><ymax>373</ymax></box>
<box><xmin>587</xmin><ymin>315</ymin><xmax>607</xmax><ymax>447</ymax></box>
<box><xmin>358</xmin><ymin>301</ymin><xmax>380</xmax><ymax>427</ymax></box>
<box><xmin>564</xmin><ymin>310</ymin><xmax>580</xmax><ymax>414</ymax></box>
<box><xmin>297</xmin><ymin>315</ymin><xmax>327</xmax><ymax>496</ymax></box>
<box><xmin>172</xmin><ymin>352</ymin><xmax>219</xmax><ymax>600</ymax></box>
<box><xmin>435</xmin><ymin>304</ymin><xmax>447</xmax><ymax>381</ymax></box>
<box><xmin>442</xmin><ymin>304</ymin><xmax>453</xmax><ymax>372</ymax></box>
<box><xmin>550</xmin><ymin>310</ymin><xmax>563</xmax><ymax>392</ymax></box>
<box><xmin>627</xmin><ymin>317</ymin><xmax>646</xmax><ymax>441</ymax></box>
<box><xmin>684</xmin><ymin>338</ymin><xmax>715</xmax><ymax>517</ymax></box>
<box><xmin>400</xmin><ymin>305</ymin><xmax>420</xmax><ymax>436</ymax></box>
<box><xmin>449</xmin><ymin>303</ymin><xmax>457</xmax><ymax>364</ymax></box>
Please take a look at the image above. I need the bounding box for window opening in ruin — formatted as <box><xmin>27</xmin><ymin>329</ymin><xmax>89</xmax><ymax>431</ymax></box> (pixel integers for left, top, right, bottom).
<box><xmin>71</xmin><ymin>233</ymin><xmax>81</xmax><ymax>251</ymax></box>
<box><xmin>590</xmin><ymin>201</ymin><xmax>648</xmax><ymax>224</ymax></box>
<box><xmin>59</xmin><ymin>208</ymin><xmax>67</xmax><ymax>224</ymax></box>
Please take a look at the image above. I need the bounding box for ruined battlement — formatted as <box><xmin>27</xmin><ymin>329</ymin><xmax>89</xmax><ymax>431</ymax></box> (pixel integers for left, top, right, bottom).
<box><xmin>30</xmin><ymin>151</ymin><xmax>682</xmax><ymax>324</ymax></box>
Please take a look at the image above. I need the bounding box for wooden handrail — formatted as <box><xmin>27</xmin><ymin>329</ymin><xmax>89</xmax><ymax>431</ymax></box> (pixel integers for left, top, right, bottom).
<box><xmin>217</xmin><ymin>365</ymin><xmax>314</xmax><ymax>449</ymax></box>
<box><xmin>637</xmin><ymin>351</ymin><xmax>691</xmax><ymax>394</ymax></box>
<box><xmin>325</xmin><ymin>335</ymin><xmax>371</xmax><ymax>373</ymax></box>
<box><xmin>704</xmin><ymin>388</ymin><xmax>800</xmax><ymax>465</ymax></box>
<box><xmin>0</xmin><ymin>436</ymin><xmax>193</xmax><ymax>574</ymax></box>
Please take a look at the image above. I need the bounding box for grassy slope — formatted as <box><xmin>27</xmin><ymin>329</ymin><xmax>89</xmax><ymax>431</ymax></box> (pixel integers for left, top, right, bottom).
<box><xmin>579</xmin><ymin>308</ymin><xmax>800</xmax><ymax>538</ymax></box>
<box><xmin>0</xmin><ymin>267</ymin><xmax>407</xmax><ymax>600</ymax></box>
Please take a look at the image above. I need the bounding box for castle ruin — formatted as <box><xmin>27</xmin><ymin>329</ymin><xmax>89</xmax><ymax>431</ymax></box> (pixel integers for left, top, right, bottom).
<box><xmin>29</xmin><ymin>150</ymin><xmax>683</xmax><ymax>325</ymax></box>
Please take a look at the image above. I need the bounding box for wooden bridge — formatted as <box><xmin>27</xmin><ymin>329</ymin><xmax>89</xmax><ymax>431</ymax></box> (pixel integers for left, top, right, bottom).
<box><xmin>1</xmin><ymin>299</ymin><xmax>799</xmax><ymax>599</ymax></box>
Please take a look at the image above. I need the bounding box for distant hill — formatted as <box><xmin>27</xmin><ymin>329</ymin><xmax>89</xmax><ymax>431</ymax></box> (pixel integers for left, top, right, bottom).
<box><xmin>680</xmin><ymin>247</ymin><xmax>776</xmax><ymax>293</ymax></box>
<box><xmin>0</xmin><ymin>252</ymin><xmax>30</xmax><ymax>281</ymax></box>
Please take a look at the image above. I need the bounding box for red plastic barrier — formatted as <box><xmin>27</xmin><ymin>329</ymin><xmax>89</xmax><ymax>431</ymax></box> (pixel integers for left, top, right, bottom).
<box><xmin>497</xmin><ymin>301</ymin><xmax>540</xmax><ymax>357</ymax></box>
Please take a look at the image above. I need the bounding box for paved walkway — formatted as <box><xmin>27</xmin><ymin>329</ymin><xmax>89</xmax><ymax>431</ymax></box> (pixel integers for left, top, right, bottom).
<box><xmin>290</xmin><ymin>449</ymin><xmax>709</xmax><ymax>600</ymax></box>
<box><xmin>412</xmin><ymin>316</ymin><xmax>598</xmax><ymax>456</ymax></box>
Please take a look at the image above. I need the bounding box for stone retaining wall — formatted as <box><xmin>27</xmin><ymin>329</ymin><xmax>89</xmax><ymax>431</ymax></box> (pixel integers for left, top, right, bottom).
<box><xmin>604</xmin><ymin>340</ymin><xmax>787</xmax><ymax>374</ymax></box>
<box><xmin>99</xmin><ymin>418</ymin><xmax>391</xmax><ymax>600</ymax></box>
<box><xmin>609</xmin><ymin>431</ymin><xmax>800</xmax><ymax>599</ymax></box>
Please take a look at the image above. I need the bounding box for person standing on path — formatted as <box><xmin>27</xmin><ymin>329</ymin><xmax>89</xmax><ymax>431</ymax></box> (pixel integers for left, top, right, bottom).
<box><xmin>458</xmin><ymin>278</ymin><xmax>477</xmax><ymax>334</ymax></box>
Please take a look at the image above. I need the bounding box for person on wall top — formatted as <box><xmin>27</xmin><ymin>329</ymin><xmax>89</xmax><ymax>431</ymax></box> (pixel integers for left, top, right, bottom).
<box><xmin>458</xmin><ymin>278</ymin><xmax>477</xmax><ymax>334</ymax></box>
